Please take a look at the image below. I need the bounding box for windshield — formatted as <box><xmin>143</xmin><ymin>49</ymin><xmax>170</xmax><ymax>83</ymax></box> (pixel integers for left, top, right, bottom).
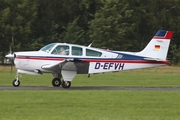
<box><xmin>39</xmin><ymin>43</ymin><xmax>56</xmax><ymax>53</ymax></box>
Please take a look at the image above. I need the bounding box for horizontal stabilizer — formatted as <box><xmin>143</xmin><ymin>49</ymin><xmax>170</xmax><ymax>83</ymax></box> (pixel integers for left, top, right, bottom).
<box><xmin>143</xmin><ymin>57</ymin><xmax>162</xmax><ymax>61</ymax></box>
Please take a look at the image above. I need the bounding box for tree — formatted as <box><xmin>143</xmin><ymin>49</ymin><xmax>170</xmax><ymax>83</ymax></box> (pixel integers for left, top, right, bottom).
<box><xmin>33</xmin><ymin>0</ymin><xmax>87</xmax><ymax>45</ymax></box>
<box><xmin>89</xmin><ymin>0</ymin><xmax>135</xmax><ymax>50</ymax></box>
<box><xmin>60</xmin><ymin>17</ymin><xmax>86</xmax><ymax>45</ymax></box>
<box><xmin>0</xmin><ymin>0</ymin><xmax>38</xmax><ymax>63</ymax></box>
<box><xmin>170</xmin><ymin>44</ymin><xmax>180</xmax><ymax>64</ymax></box>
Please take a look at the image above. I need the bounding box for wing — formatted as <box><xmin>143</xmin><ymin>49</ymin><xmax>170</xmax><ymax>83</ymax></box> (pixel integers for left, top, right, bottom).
<box><xmin>41</xmin><ymin>60</ymin><xmax>66</xmax><ymax>71</ymax></box>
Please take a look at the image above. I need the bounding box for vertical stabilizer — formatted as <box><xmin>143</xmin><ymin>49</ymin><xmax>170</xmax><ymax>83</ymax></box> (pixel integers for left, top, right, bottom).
<box><xmin>137</xmin><ymin>30</ymin><xmax>173</xmax><ymax>60</ymax></box>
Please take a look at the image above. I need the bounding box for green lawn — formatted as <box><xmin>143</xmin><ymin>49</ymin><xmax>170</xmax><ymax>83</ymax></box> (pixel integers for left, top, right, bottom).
<box><xmin>0</xmin><ymin>91</ymin><xmax>180</xmax><ymax>120</ymax></box>
<box><xmin>0</xmin><ymin>66</ymin><xmax>180</xmax><ymax>120</ymax></box>
<box><xmin>0</xmin><ymin>66</ymin><xmax>180</xmax><ymax>87</ymax></box>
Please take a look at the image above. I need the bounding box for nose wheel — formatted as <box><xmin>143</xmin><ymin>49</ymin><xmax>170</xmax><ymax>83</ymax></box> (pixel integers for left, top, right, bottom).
<box><xmin>12</xmin><ymin>73</ymin><xmax>21</xmax><ymax>87</ymax></box>
<box><xmin>12</xmin><ymin>79</ymin><xmax>20</xmax><ymax>87</ymax></box>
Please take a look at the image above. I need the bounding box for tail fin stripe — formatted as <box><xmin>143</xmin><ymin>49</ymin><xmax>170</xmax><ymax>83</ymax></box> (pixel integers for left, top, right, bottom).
<box><xmin>153</xmin><ymin>30</ymin><xmax>173</xmax><ymax>39</ymax></box>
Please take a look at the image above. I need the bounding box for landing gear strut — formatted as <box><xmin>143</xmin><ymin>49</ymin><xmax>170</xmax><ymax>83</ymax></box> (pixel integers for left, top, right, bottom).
<box><xmin>12</xmin><ymin>74</ymin><xmax>20</xmax><ymax>87</ymax></box>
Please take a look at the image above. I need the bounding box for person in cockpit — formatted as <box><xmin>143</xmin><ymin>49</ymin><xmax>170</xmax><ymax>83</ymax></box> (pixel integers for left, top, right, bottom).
<box><xmin>59</xmin><ymin>47</ymin><xmax>66</xmax><ymax>55</ymax></box>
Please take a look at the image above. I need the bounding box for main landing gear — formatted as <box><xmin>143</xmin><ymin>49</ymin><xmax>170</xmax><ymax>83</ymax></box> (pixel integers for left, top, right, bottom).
<box><xmin>52</xmin><ymin>78</ymin><xmax>71</xmax><ymax>88</ymax></box>
<box><xmin>52</xmin><ymin>78</ymin><xmax>61</xmax><ymax>87</ymax></box>
<box><xmin>62</xmin><ymin>80</ymin><xmax>71</xmax><ymax>88</ymax></box>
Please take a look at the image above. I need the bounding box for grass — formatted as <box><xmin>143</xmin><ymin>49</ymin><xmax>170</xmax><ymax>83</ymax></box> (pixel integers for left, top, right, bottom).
<box><xmin>1</xmin><ymin>65</ymin><xmax>180</xmax><ymax>87</ymax></box>
<box><xmin>1</xmin><ymin>91</ymin><xmax>180</xmax><ymax>120</ymax></box>
<box><xmin>0</xmin><ymin>65</ymin><xmax>180</xmax><ymax>120</ymax></box>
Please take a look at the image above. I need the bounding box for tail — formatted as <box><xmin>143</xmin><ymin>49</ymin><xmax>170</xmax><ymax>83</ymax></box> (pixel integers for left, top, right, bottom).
<box><xmin>137</xmin><ymin>30</ymin><xmax>173</xmax><ymax>60</ymax></box>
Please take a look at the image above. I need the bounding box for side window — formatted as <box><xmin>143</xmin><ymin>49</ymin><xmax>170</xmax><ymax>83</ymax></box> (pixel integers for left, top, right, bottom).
<box><xmin>51</xmin><ymin>45</ymin><xmax>69</xmax><ymax>55</ymax></box>
<box><xmin>72</xmin><ymin>46</ymin><xmax>82</xmax><ymax>56</ymax></box>
<box><xmin>86</xmin><ymin>49</ymin><xmax>102</xmax><ymax>57</ymax></box>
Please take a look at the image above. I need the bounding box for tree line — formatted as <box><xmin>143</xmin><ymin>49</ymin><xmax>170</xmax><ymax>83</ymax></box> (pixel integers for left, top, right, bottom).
<box><xmin>0</xmin><ymin>0</ymin><xmax>180</xmax><ymax>64</ymax></box>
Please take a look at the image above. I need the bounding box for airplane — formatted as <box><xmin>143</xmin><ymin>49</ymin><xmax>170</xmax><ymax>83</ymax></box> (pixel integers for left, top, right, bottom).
<box><xmin>6</xmin><ymin>30</ymin><xmax>173</xmax><ymax>88</ymax></box>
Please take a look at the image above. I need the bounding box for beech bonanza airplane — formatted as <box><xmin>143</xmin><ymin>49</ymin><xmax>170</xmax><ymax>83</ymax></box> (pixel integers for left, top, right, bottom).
<box><xmin>6</xmin><ymin>30</ymin><xmax>173</xmax><ymax>88</ymax></box>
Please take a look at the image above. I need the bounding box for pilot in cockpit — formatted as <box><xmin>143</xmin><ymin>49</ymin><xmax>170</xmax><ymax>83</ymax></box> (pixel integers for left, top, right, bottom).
<box><xmin>59</xmin><ymin>47</ymin><xmax>66</xmax><ymax>55</ymax></box>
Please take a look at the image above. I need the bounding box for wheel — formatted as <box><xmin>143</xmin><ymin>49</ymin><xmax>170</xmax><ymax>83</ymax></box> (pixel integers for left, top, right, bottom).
<box><xmin>12</xmin><ymin>79</ymin><xmax>20</xmax><ymax>87</ymax></box>
<box><xmin>52</xmin><ymin>78</ymin><xmax>61</xmax><ymax>87</ymax></box>
<box><xmin>62</xmin><ymin>80</ymin><xmax>71</xmax><ymax>88</ymax></box>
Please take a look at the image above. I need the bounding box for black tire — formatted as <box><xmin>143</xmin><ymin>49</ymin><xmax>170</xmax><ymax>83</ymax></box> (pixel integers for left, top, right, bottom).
<box><xmin>62</xmin><ymin>80</ymin><xmax>71</xmax><ymax>88</ymax></box>
<box><xmin>52</xmin><ymin>78</ymin><xmax>61</xmax><ymax>87</ymax></box>
<box><xmin>12</xmin><ymin>79</ymin><xmax>20</xmax><ymax>87</ymax></box>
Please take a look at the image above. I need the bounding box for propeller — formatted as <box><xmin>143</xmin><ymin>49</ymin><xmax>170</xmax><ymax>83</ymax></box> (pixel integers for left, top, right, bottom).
<box><xmin>10</xmin><ymin>46</ymin><xmax>13</xmax><ymax>74</ymax></box>
<box><xmin>5</xmin><ymin>45</ymin><xmax>14</xmax><ymax>74</ymax></box>
<box><xmin>5</xmin><ymin>36</ymin><xmax>14</xmax><ymax>74</ymax></box>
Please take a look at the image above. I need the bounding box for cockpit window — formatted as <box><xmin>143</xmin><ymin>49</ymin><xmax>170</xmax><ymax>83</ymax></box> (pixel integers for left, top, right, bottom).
<box><xmin>86</xmin><ymin>49</ymin><xmax>102</xmax><ymax>57</ymax></box>
<box><xmin>72</xmin><ymin>46</ymin><xmax>82</xmax><ymax>56</ymax></box>
<box><xmin>39</xmin><ymin>43</ymin><xmax>56</xmax><ymax>53</ymax></box>
<box><xmin>51</xmin><ymin>45</ymin><xmax>69</xmax><ymax>55</ymax></box>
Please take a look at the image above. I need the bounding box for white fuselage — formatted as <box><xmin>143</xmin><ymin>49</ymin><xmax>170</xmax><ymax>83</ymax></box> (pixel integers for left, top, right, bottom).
<box><xmin>14</xmin><ymin>43</ymin><xmax>169</xmax><ymax>75</ymax></box>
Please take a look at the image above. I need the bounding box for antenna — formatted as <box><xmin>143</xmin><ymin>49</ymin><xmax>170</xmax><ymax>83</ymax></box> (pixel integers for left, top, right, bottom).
<box><xmin>88</xmin><ymin>40</ymin><xmax>95</xmax><ymax>47</ymax></box>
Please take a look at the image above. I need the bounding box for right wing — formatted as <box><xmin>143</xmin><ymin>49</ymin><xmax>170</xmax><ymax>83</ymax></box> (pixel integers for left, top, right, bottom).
<box><xmin>41</xmin><ymin>60</ymin><xmax>66</xmax><ymax>71</ymax></box>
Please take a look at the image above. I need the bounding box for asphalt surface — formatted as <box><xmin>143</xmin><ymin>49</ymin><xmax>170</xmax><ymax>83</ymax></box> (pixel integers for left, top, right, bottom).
<box><xmin>1</xmin><ymin>86</ymin><xmax>180</xmax><ymax>91</ymax></box>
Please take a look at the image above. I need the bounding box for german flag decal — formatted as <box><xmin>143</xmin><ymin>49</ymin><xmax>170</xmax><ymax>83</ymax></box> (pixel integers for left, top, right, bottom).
<box><xmin>154</xmin><ymin>45</ymin><xmax>160</xmax><ymax>50</ymax></box>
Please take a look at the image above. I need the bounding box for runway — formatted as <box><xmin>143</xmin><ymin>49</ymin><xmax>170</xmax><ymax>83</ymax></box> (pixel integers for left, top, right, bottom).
<box><xmin>1</xmin><ymin>86</ymin><xmax>180</xmax><ymax>91</ymax></box>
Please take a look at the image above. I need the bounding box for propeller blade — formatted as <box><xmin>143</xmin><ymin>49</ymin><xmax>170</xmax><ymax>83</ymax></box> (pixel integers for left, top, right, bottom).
<box><xmin>10</xmin><ymin>59</ymin><xmax>13</xmax><ymax>74</ymax></box>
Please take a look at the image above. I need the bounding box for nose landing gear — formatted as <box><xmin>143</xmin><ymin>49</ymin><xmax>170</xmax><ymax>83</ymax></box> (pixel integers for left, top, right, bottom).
<box><xmin>12</xmin><ymin>74</ymin><xmax>21</xmax><ymax>87</ymax></box>
<box><xmin>12</xmin><ymin>79</ymin><xmax>20</xmax><ymax>87</ymax></box>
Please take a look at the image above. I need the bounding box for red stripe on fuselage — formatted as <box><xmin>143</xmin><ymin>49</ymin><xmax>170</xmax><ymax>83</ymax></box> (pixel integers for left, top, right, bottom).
<box><xmin>83</xmin><ymin>59</ymin><xmax>169</xmax><ymax>64</ymax></box>
<box><xmin>16</xmin><ymin>56</ymin><xmax>65</xmax><ymax>61</ymax></box>
<box><xmin>15</xmin><ymin>56</ymin><xmax>169</xmax><ymax>64</ymax></box>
